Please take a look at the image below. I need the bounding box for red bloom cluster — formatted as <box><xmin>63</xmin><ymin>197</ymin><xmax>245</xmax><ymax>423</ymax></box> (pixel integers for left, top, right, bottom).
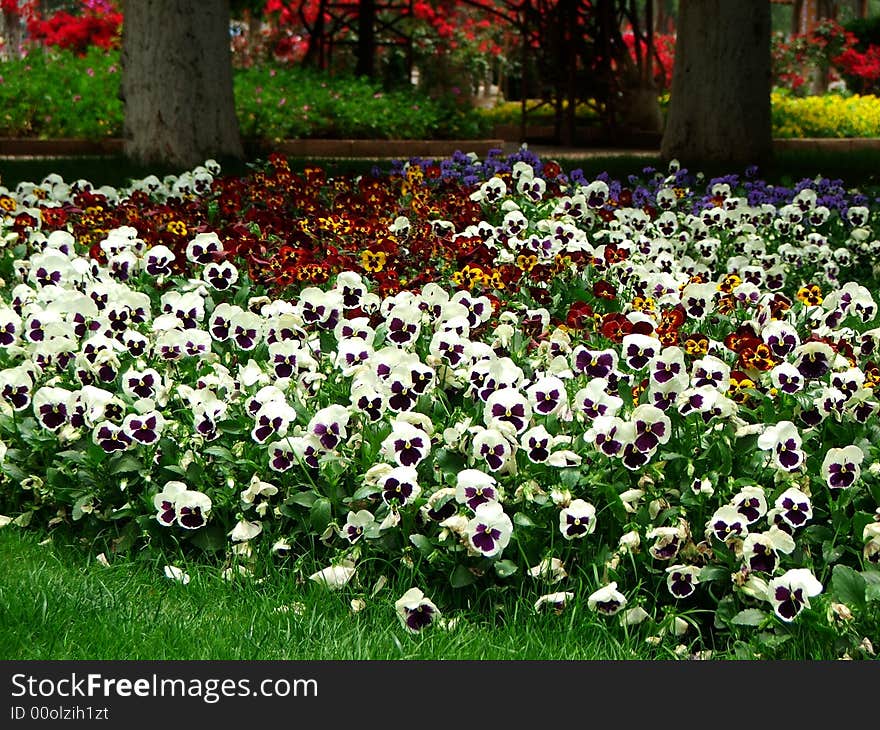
<box><xmin>25</xmin><ymin>0</ymin><xmax>121</xmax><ymax>55</ymax></box>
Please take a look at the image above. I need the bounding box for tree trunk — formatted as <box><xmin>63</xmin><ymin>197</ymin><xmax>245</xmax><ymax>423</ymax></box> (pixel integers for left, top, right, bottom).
<box><xmin>121</xmin><ymin>0</ymin><xmax>244</xmax><ymax>169</ymax></box>
<box><xmin>660</xmin><ymin>0</ymin><xmax>772</xmax><ymax>167</ymax></box>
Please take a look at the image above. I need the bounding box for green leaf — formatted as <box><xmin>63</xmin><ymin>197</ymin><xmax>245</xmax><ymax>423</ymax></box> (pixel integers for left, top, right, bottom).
<box><xmin>832</xmin><ymin>564</ymin><xmax>867</xmax><ymax>612</ymax></box>
<box><xmin>450</xmin><ymin>564</ymin><xmax>475</xmax><ymax>588</ymax></box>
<box><xmin>408</xmin><ymin>534</ymin><xmax>433</xmax><ymax>555</ymax></box>
<box><xmin>435</xmin><ymin>448</ymin><xmax>466</xmax><ymax>479</ymax></box>
<box><xmin>187</xmin><ymin>525</ymin><xmax>227</xmax><ymax>554</ymax></box>
<box><xmin>494</xmin><ymin>559</ymin><xmax>518</xmax><ymax>578</ymax></box>
<box><xmin>864</xmin><ymin>570</ymin><xmax>880</xmax><ymax>602</ymax></box>
<box><xmin>2</xmin><ymin>462</ymin><xmax>28</xmax><ymax>483</ymax></box>
<box><xmin>107</xmin><ymin>453</ymin><xmax>143</xmax><ymax>475</ymax></box>
<box><xmin>756</xmin><ymin>631</ymin><xmax>792</xmax><ymax>649</ymax></box>
<box><xmin>310</xmin><ymin>497</ymin><xmax>332</xmax><ymax>532</ymax></box>
<box><xmin>203</xmin><ymin>445</ymin><xmax>235</xmax><ymax>462</ymax></box>
<box><xmin>822</xmin><ymin>541</ymin><xmax>845</xmax><ymax>565</ymax></box>
<box><xmin>731</xmin><ymin>608</ymin><xmax>769</xmax><ymax>626</ymax></box>
<box><xmin>288</xmin><ymin>491</ymin><xmax>318</xmax><ymax>508</ymax></box>
<box><xmin>72</xmin><ymin>495</ymin><xmax>93</xmax><ymax>522</ymax></box>
<box><xmin>558</xmin><ymin>468</ymin><xmax>583</xmax><ymax>489</ymax></box>
<box><xmin>698</xmin><ymin>565</ymin><xmax>730</xmax><ymax>582</ymax></box>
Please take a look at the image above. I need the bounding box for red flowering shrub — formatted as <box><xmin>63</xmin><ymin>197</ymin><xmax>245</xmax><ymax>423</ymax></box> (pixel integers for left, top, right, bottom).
<box><xmin>621</xmin><ymin>29</ymin><xmax>675</xmax><ymax>91</ymax></box>
<box><xmin>25</xmin><ymin>0</ymin><xmax>122</xmax><ymax>55</ymax></box>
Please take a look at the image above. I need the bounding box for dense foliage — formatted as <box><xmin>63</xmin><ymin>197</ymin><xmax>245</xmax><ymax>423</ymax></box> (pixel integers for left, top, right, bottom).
<box><xmin>0</xmin><ymin>48</ymin><xmax>491</xmax><ymax>140</ymax></box>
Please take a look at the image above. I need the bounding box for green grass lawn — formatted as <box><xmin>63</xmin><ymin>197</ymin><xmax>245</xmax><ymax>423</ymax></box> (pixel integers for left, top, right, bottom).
<box><xmin>2</xmin><ymin>527</ymin><xmax>873</xmax><ymax>661</ymax></box>
<box><xmin>0</xmin><ymin>527</ymin><xmax>665</xmax><ymax>661</ymax></box>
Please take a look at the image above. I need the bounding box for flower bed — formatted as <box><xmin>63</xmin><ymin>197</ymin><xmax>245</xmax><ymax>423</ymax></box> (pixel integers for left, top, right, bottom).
<box><xmin>0</xmin><ymin>148</ymin><xmax>879</xmax><ymax>650</ymax></box>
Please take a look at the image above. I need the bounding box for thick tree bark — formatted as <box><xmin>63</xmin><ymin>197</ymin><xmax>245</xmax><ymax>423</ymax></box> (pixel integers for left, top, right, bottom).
<box><xmin>660</xmin><ymin>0</ymin><xmax>772</xmax><ymax>167</ymax></box>
<box><xmin>121</xmin><ymin>0</ymin><xmax>244</xmax><ymax>169</ymax></box>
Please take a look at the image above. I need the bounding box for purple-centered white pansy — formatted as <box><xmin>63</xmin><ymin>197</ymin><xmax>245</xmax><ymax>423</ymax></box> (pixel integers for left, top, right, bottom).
<box><xmin>228</xmin><ymin>309</ymin><xmax>263</xmax><ymax>351</ymax></box>
<box><xmin>266</xmin><ymin>438</ymin><xmax>299</xmax><ymax>472</ymax></box>
<box><xmin>297</xmin><ymin>287</ymin><xmax>342</xmax><ymax>331</ymax></box>
<box><xmin>520</xmin><ymin>424</ymin><xmax>559</xmax><ymax>463</ymax></box>
<box><xmin>394</xmin><ymin>587</ymin><xmax>441</xmax><ymax>633</ymax></box>
<box><xmin>92</xmin><ymin>420</ymin><xmax>133</xmax><ymax>453</ymax></box>
<box><xmin>334</xmin><ymin>271</ymin><xmax>367</xmax><ymax>310</ymax></box>
<box><xmin>384</xmin><ymin>301</ymin><xmax>421</xmax><ymax>347</ymax></box>
<box><xmin>307</xmin><ymin>404</ymin><xmax>351</xmax><ymax>450</ymax></box>
<box><xmin>465</xmin><ymin>501</ymin><xmax>513</xmax><ymax>558</ymax></box>
<box><xmin>0</xmin><ymin>307</ymin><xmax>21</xmax><ymax>347</ymax></box>
<box><xmin>572</xmin><ymin>346</ymin><xmax>619</xmax><ymax>379</ymax></box>
<box><xmin>248</xmin><ymin>399</ymin><xmax>296</xmax><ymax>445</ymax></box>
<box><xmin>153</xmin><ymin>480</ymin><xmax>188</xmax><ymax>526</ymax></box>
<box><xmin>621</xmin><ymin>333</ymin><xmax>660</xmax><ymax>371</ymax></box>
<box><xmin>558</xmin><ymin>498</ymin><xmax>597</xmax><ymax>540</ymax></box>
<box><xmin>451</xmin><ymin>290</ymin><xmax>493</xmax><ymax>329</ymax></box>
<box><xmin>768</xmin><ymin>568</ymin><xmax>823</xmax><ymax>622</ymax></box>
<box><xmin>650</xmin><ymin>345</ymin><xmax>687</xmax><ymax>388</ymax></box>
<box><xmin>830</xmin><ymin>368</ymin><xmax>865</xmax><ymax>401</ymax></box>
<box><xmin>455</xmin><ymin>468</ymin><xmax>499</xmax><ymax>511</ymax></box>
<box><xmin>821</xmin><ymin>445</ymin><xmax>864</xmax><ymax>490</ymax></box>
<box><xmin>121</xmin><ymin>367</ymin><xmax>162</xmax><ymax>401</ymax></box>
<box><xmin>268</xmin><ymin>339</ymin><xmax>317</xmax><ymax>379</ymax></box>
<box><xmin>525</xmin><ymin>375</ymin><xmax>568</xmax><ymax>417</ymax></box>
<box><xmin>757</xmin><ymin>420</ymin><xmax>805</xmax><ymax>472</ymax></box>
<box><xmin>32</xmin><ymin>386</ymin><xmax>72</xmax><ymax>431</ymax></box>
<box><xmin>587</xmin><ymin>582</ymin><xmax>627</xmax><ymax>616</ymax></box>
<box><xmin>185</xmin><ymin>231</ymin><xmax>223</xmax><ymax>264</ymax></box>
<box><xmin>774</xmin><ymin>486</ymin><xmax>813</xmax><ymax>529</ymax></box>
<box><xmin>630</xmin><ymin>403</ymin><xmax>671</xmax><ymax>453</ymax></box>
<box><xmin>666</xmin><ymin>565</ymin><xmax>702</xmax><ymax>599</ymax></box>
<box><xmin>646</xmin><ymin>524</ymin><xmax>687</xmax><ymax>561</ymax></box>
<box><xmin>380</xmin><ymin>419</ymin><xmax>431</xmax><ymax>467</ymax></box>
<box><xmin>585</xmin><ymin>415</ymin><xmax>627</xmax><ymax>458</ymax></box>
<box><xmin>471</xmin><ymin>426</ymin><xmax>517</xmax><ymax>473</ymax></box>
<box><xmin>159</xmin><ymin>290</ymin><xmax>204</xmax><ymax>329</ymax></box>
<box><xmin>770</xmin><ymin>362</ymin><xmax>804</xmax><ymax>395</ymax></box>
<box><xmin>340</xmin><ymin>510</ymin><xmax>377</xmax><ymax>544</ymax></box>
<box><xmin>707</xmin><ymin>505</ymin><xmax>749</xmax><ymax>543</ymax></box>
<box><xmin>174</xmin><ymin>489</ymin><xmax>212</xmax><ymax>530</ymax></box>
<box><xmin>122</xmin><ymin>410</ymin><xmax>165</xmax><ymax>445</ymax></box>
<box><xmin>429</xmin><ymin>330</ymin><xmax>471</xmax><ymax>369</ymax></box>
<box><xmin>350</xmin><ymin>376</ymin><xmax>386</xmax><ymax>423</ymax></box>
<box><xmin>573</xmin><ymin>378</ymin><xmax>623</xmax><ymax>421</ymax></box>
<box><xmin>378</xmin><ymin>466</ymin><xmax>421</xmax><ymax>507</ymax></box>
<box><xmin>690</xmin><ymin>355</ymin><xmax>730</xmax><ymax>391</ymax></box>
<box><xmin>207</xmin><ymin>302</ymin><xmax>243</xmax><ymax>342</ymax></box>
<box><xmin>730</xmin><ymin>485</ymin><xmax>768</xmax><ymax>525</ymax></box>
<box><xmin>143</xmin><ymin>244</ymin><xmax>175</xmax><ymax>277</ymax></box>
<box><xmin>761</xmin><ymin>319</ymin><xmax>800</xmax><ymax>358</ymax></box>
<box><xmin>484</xmin><ymin>388</ymin><xmax>532</xmax><ymax>434</ymax></box>
<box><xmin>793</xmin><ymin>341</ymin><xmax>835</xmax><ymax>380</ymax></box>
<box><xmin>0</xmin><ymin>366</ymin><xmax>34</xmax><ymax>411</ymax></box>
<box><xmin>680</xmin><ymin>281</ymin><xmax>717</xmax><ymax>320</ymax></box>
<box><xmin>469</xmin><ymin>356</ymin><xmax>525</xmax><ymax>403</ymax></box>
<box><xmin>202</xmin><ymin>260</ymin><xmax>238</xmax><ymax>291</ymax></box>
<box><xmin>334</xmin><ymin>337</ymin><xmax>373</xmax><ymax>376</ymax></box>
<box><xmin>742</xmin><ymin>527</ymin><xmax>796</xmax><ymax>574</ymax></box>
